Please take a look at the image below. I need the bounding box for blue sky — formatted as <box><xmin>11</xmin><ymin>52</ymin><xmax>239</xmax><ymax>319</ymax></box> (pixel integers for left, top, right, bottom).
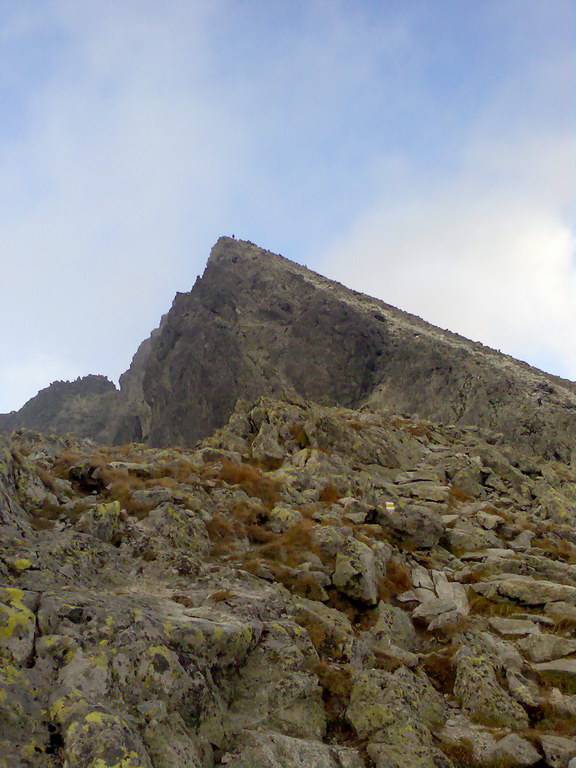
<box><xmin>1</xmin><ymin>0</ymin><xmax>574</xmax><ymax>412</ymax></box>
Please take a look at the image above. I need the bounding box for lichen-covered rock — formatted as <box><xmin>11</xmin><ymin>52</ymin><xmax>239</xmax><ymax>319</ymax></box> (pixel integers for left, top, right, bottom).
<box><xmin>488</xmin><ymin>617</ymin><xmax>541</xmax><ymax>637</ymax></box>
<box><xmin>361</xmin><ymin>601</ymin><xmax>417</xmax><ymax>653</ymax></box>
<box><xmin>227</xmin><ymin>621</ymin><xmax>326</xmax><ymax>739</ymax></box>
<box><xmin>453</xmin><ymin>648</ymin><xmax>529</xmax><ymax>728</ymax></box>
<box><xmin>486</xmin><ymin>733</ymin><xmax>541</xmax><ymax>767</ymax></box>
<box><xmin>60</xmin><ymin>709</ymin><xmax>153</xmax><ymax>768</ymax></box>
<box><xmin>377</xmin><ymin>503</ymin><xmax>444</xmax><ymax>548</ymax></box>
<box><xmin>346</xmin><ymin>666</ymin><xmax>445</xmax><ymax>739</ymax></box>
<box><xmin>141</xmin><ymin>702</ymin><xmax>213</xmax><ymax>768</ymax></box>
<box><xmin>0</xmin><ymin>587</ymin><xmax>36</xmax><ymax>663</ymax></box>
<box><xmin>517</xmin><ymin>633</ymin><xmax>576</xmax><ymax>662</ymax></box>
<box><xmin>540</xmin><ymin>735</ymin><xmax>576</xmax><ymax>768</ymax></box>
<box><xmin>346</xmin><ymin>665</ymin><xmax>447</xmax><ymax>768</ymax></box>
<box><xmin>222</xmin><ymin>729</ymin><xmax>365</xmax><ymax>768</ymax></box>
<box><xmin>75</xmin><ymin>500</ymin><xmax>122</xmax><ymax>543</ymax></box>
<box><xmin>333</xmin><ymin>537</ymin><xmax>379</xmax><ymax>604</ymax></box>
<box><xmin>3</xmin><ymin>393</ymin><xmax>576</xmax><ymax>766</ymax></box>
<box><xmin>472</xmin><ymin>575</ymin><xmax>576</xmax><ymax>606</ymax></box>
<box><xmin>294</xmin><ymin>597</ymin><xmax>353</xmax><ymax>657</ymax></box>
<box><xmin>533</xmin><ymin>659</ymin><xmax>576</xmax><ymax>688</ymax></box>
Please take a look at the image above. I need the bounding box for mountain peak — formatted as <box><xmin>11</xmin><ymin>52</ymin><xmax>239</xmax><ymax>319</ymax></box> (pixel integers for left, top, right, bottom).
<box><xmin>2</xmin><ymin>237</ymin><xmax>575</xmax><ymax>461</ymax></box>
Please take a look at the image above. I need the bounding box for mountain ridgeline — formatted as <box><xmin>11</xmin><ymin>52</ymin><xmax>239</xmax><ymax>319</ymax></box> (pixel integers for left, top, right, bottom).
<box><xmin>2</xmin><ymin>236</ymin><xmax>576</xmax><ymax>461</ymax></box>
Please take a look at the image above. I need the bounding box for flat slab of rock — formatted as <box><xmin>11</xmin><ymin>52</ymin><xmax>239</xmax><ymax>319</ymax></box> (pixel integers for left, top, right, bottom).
<box><xmin>472</xmin><ymin>575</ymin><xmax>576</xmax><ymax>606</ymax></box>
<box><xmin>488</xmin><ymin>617</ymin><xmax>540</xmax><ymax>636</ymax></box>
<box><xmin>533</xmin><ymin>659</ymin><xmax>576</xmax><ymax>686</ymax></box>
<box><xmin>487</xmin><ymin>733</ymin><xmax>541</xmax><ymax>767</ymax></box>
<box><xmin>517</xmin><ymin>633</ymin><xmax>576</xmax><ymax>662</ymax></box>
<box><xmin>540</xmin><ymin>735</ymin><xmax>576</xmax><ymax>768</ymax></box>
<box><xmin>412</xmin><ymin>598</ymin><xmax>458</xmax><ymax>623</ymax></box>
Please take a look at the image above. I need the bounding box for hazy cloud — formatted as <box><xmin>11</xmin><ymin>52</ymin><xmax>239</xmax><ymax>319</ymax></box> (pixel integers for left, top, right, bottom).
<box><xmin>1</xmin><ymin>0</ymin><xmax>574</xmax><ymax>411</ymax></box>
<box><xmin>319</xmin><ymin>132</ymin><xmax>576</xmax><ymax>379</ymax></box>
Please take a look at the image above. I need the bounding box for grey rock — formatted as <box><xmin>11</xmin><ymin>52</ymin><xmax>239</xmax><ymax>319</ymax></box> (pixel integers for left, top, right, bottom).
<box><xmin>486</xmin><ymin>734</ymin><xmax>541</xmax><ymax>767</ymax></box>
<box><xmin>453</xmin><ymin>648</ymin><xmax>529</xmax><ymax>728</ymax></box>
<box><xmin>540</xmin><ymin>735</ymin><xmax>576</xmax><ymax>768</ymax></box>
<box><xmin>377</xmin><ymin>503</ymin><xmax>444</xmax><ymax>548</ymax></box>
<box><xmin>517</xmin><ymin>633</ymin><xmax>576</xmax><ymax>662</ymax></box>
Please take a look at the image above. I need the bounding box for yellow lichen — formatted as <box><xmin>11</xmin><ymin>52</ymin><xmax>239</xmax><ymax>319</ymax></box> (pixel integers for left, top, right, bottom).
<box><xmin>92</xmin><ymin>750</ymin><xmax>145</xmax><ymax>768</ymax></box>
<box><xmin>0</xmin><ymin>589</ymin><xmax>34</xmax><ymax>643</ymax></box>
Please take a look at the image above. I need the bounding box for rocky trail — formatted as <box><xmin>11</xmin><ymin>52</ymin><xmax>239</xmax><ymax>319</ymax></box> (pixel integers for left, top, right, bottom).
<box><xmin>2</xmin><ymin>396</ymin><xmax>576</xmax><ymax>767</ymax></box>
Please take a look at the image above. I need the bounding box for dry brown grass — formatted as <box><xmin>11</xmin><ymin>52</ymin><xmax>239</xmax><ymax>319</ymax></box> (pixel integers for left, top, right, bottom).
<box><xmin>36</xmin><ymin>467</ymin><xmax>58</xmax><ymax>493</ymax></box>
<box><xmin>207</xmin><ymin>589</ymin><xmax>233</xmax><ymax>603</ymax></box>
<box><xmin>288</xmin><ymin>422</ymin><xmax>310</xmax><ymax>448</ymax></box>
<box><xmin>267</xmin><ymin>564</ymin><xmax>327</xmax><ymax>600</ymax></box>
<box><xmin>29</xmin><ymin>496</ymin><xmax>91</xmax><ymax>530</ymax></box>
<box><xmin>318</xmin><ymin>482</ymin><xmax>341</xmax><ymax>503</ymax></box>
<box><xmin>458</xmin><ymin>568</ymin><xmax>494</xmax><ymax>585</ymax></box>
<box><xmin>209</xmin><ymin>459</ymin><xmax>280</xmax><ymax>508</ymax></box>
<box><xmin>377</xmin><ymin>558</ymin><xmax>412</xmax><ymax>600</ymax></box>
<box><xmin>531</xmin><ymin>536</ymin><xmax>576</xmax><ymax>564</ymax></box>
<box><xmin>314</xmin><ymin>660</ymin><xmax>355</xmax><ymax>741</ymax></box>
<box><xmin>449</xmin><ymin>485</ymin><xmax>472</xmax><ymax>503</ymax></box>
<box><xmin>532</xmin><ymin>694</ymin><xmax>576</xmax><ymax>736</ymax></box>
<box><xmin>468</xmin><ymin>594</ymin><xmax>524</xmax><ymax>617</ymax></box>
<box><xmin>419</xmin><ymin>646</ymin><xmax>458</xmax><ymax>694</ymax></box>
<box><xmin>315</xmin><ymin>660</ymin><xmax>352</xmax><ymax>699</ymax></box>
<box><xmin>440</xmin><ymin>738</ymin><xmax>484</xmax><ymax>768</ymax></box>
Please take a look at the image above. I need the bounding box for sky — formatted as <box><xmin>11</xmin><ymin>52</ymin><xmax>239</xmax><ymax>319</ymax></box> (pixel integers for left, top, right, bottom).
<box><xmin>1</xmin><ymin>0</ymin><xmax>574</xmax><ymax>413</ymax></box>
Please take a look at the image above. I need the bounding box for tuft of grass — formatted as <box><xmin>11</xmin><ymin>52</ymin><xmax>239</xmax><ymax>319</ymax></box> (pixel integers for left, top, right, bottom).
<box><xmin>377</xmin><ymin>558</ymin><xmax>412</xmax><ymax>600</ymax></box>
<box><xmin>449</xmin><ymin>485</ymin><xmax>472</xmax><ymax>503</ymax></box>
<box><xmin>288</xmin><ymin>423</ymin><xmax>310</xmax><ymax>448</ymax></box>
<box><xmin>267</xmin><ymin>564</ymin><xmax>327</xmax><ymax>600</ymax></box>
<box><xmin>208</xmin><ymin>589</ymin><xmax>233</xmax><ymax>603</ymax></box>
<box><xmin>468</xmin><ymin>594</ymin><xmax>524</xmax><ymax>617</ymax></box>
<box><xmin>314</xmin><ymin>660</ymin><xmax>355</xmax><ymax>742</ymax></box>
<box><xmin>419</xmin><ymin>647</ymin><xmax>458</xmax><ymax>694</ymax></box>
<box><xmin>318</xmin><ymin>483</ymin><xmax>341</xmax><ymax>503</ymax></box>
<box><xmin>209</xmin><ymin>459</ymin><xmax>280</xmax><ymax>508</ymax></box>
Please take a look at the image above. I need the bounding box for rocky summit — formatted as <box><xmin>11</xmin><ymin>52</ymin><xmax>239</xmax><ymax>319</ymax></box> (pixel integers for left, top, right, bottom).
<box><xmin>1</xmin><ymin>239</ymin><xmax>576</xmax><ymax>768</ymax></box>
<box><xmin>2</xmin><ymin>237</ymin><xmax>576</xmax><ymax>460</ymax></box>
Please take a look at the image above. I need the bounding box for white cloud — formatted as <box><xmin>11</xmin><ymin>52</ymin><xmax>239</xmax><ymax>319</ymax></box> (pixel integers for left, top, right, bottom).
<box><xmin>319</xmin><ymin>134</ymin><xmax>576</xmax><ymax>380</ymax></box>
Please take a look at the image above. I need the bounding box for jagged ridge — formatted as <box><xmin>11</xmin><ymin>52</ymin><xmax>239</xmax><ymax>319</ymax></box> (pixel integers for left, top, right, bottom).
<box><xmin>2</xmin><ymin>237</ymin><xmax>576</xmax><ymax>463</ymax></box>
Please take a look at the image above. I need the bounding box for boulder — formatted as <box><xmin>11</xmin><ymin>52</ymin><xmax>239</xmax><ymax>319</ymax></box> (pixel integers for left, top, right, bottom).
<box><xmin>540</xmin><ymin>735</ymin><xmax>576</xmax><ymax>768</ymax></box>
<box><xmin>517</xmin><ymin>633</ymin><xmax>576</xmax><ymax>662</ymax></box>
<box><xmin>472</xmin><ymin>575</ymin><xmax>576</xmax><ymax>606</ymax></box>
<box><xmin>486</xmin><ymin>734</ymin><xmax>541</xmax><ymax>767</ymax></box>
<box><xmin>453</xmin><ymin>648</ymin><xmax>528</xmax><ymax>728</ymax></box>
<box><xmin>333</xmin><ymin>538</ymin><xmax>379</xmax><ymax>604</ymax></box>
<box><xmin>222</xmin><ymin>730</ymin><xmax>366</xmax><ymax>768</ymax></box>
<box><xmin>377</xmin><ymin>503</ymin><xmax>444</xmax><ymax>548</ymax></box>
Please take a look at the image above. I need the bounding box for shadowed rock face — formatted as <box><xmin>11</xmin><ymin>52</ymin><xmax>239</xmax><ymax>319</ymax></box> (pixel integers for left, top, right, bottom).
<box><xmin>140</xmin><ymin>237</ymin><xmax>576</xmax><ymax>460</ymax></box>
<box><xmin>0</xmin><ymin>375</ymin><xmax>119</xmax><ymax>443</ymax></box>
<box><xmin>2</xmin><ymin>237</ymin><xmax>576</xmax><ymax>460</ymax></box>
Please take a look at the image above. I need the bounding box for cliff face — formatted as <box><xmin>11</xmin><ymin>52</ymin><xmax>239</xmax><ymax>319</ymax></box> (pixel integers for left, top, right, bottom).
<box><xmin>2</xmin><ymin>237</ymin><xmax>576</xmax><ymax>462</ymax></box>
<box><xmin>141</xmin><ymin>237</ymin><xmax>576</xmax><ymax>461</ymax></box>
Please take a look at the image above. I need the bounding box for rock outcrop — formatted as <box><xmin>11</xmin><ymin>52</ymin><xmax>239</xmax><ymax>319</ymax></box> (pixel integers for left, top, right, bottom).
<box><xmin>0</xmin><ymin>375</ymin><xmax>119</xmax><ymax>443</ymax></box>
<box><xmin>2</xmin><ymin>238</ymin><xmax>576</xmax><ymax>461</ymax></box>
<box><xmin>2</xmin><ymin>398</ymin><xmax>576</xmax><ymax>767</ymax></box>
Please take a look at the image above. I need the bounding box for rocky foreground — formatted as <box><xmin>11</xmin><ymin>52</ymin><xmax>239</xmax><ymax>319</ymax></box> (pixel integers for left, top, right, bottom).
<box><xmin>2</xmin><ymin>397</ymin><xmax>576</xmax><ymax>767</ymax></box>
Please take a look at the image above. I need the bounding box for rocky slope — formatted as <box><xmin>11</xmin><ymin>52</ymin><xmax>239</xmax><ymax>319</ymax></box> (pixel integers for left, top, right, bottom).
<box><xmin>2</xmin><ymin>237</ymin><xmax>576</xmax><ymax>461</ymax></box>
<box><xmin>2</xmin><ymin>397</ymin><xmax>576</xmax><ymax>767</ymax></box>
<box><xmin>0</xmin><ymin>376</ymin><xmax>120</xmax><ymax>444</ymax></box>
